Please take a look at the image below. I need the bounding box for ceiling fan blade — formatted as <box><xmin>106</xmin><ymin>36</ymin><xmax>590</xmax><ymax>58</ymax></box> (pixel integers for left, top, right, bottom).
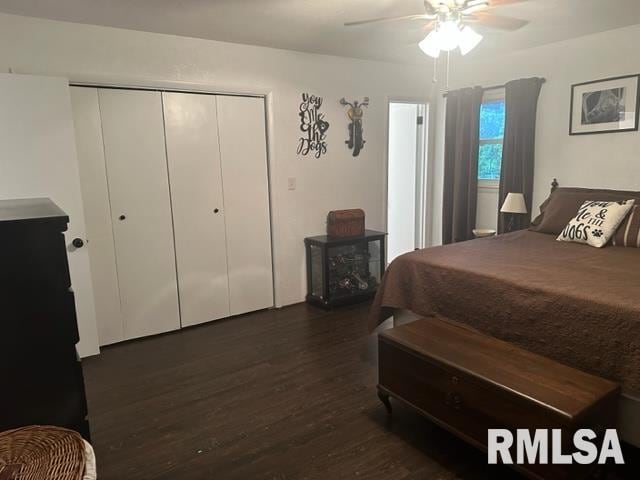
<box><xmin>416</xmin><ymin>19</ymin><xmax>438</xmax><ymax>35</ymax></box>
<box><xmin>465</xmin><ymin>12</ymin><xmax>529</xmax><ymax>30</ymax></box>
<box><xmin>461</xmin><ymin>1</ymin><xmax>490</xmax><ymax>14</ymax></box>
<box><xmin>486</xmin><ymin>0</ymin><xmax>530</xmax><ymax>7</ymax></box>
<box><xmin>345</xmin><ymin>14</ymin><xmax>435</xmax><ymax>27</ymax></box>
<box><xmin>403</xmin><ymin>21</ymin><xmax>439</xmax><ymax>45</ymax></box>
<box><xmin>423</xmin><ymin>19</ymin><xmax>438</xmax><ymax>31</ymax></box>
<box><xmin>424</xmin><ymin>0</ymin><xmax>438</xmax><ymax>15</ymax></box>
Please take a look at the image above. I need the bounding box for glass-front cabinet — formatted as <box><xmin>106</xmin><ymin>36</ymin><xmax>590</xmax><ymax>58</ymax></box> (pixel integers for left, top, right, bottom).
<box><xmin>304</xmin><ymin>230</ymin><xmax>386</xmax><ymax>308</ymax></box>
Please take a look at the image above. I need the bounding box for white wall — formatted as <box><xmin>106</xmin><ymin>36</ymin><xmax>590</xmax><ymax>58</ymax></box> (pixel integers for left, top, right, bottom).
<box><xmin>0</xmin><ymin>13</ymin><xmax>433</xmax><ymax>312</ymax></box>
<box><xmin>431</xmin><ymin>24</ymin><xmax>640</xmax><ymax>245</ymax></box>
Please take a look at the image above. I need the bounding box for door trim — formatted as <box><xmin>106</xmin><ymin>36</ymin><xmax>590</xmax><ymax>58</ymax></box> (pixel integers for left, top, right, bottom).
<box><xmin>70</xmin><ymin>82</ymin><xmax>264</xmax><ymax>98</ymax></box>
<box><xmin>384</xmin><ymin>97</ymin><xmax>431</xmax><ymax>260</ymax></box>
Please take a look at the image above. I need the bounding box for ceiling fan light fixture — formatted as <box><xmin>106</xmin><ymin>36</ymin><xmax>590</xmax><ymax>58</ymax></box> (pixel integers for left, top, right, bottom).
<box><xmin>436</xmin><ymin>20</ymin><xmax>462</xmax><ymax>51</ymax></box>
<box><xmin>458</xmin><ymin>25</ymin><xmax>483</xmax><ymax>55</ymax></box>
<box><xmin>419</xmin><ymin>30</ymin><xmax>441</xmax><ymax>58</ymax></box>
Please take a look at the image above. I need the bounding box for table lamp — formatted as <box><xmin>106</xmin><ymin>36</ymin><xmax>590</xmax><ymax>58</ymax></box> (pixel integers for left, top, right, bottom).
<box><xmin>500</xmin><ymin>193</ymin><xmax>527</xmax><ymax>233</ymax></box>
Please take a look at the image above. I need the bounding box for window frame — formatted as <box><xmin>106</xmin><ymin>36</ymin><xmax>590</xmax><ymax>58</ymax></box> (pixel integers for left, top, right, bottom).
<box><xmin>478</xmin><ymin>89</ymin><xmax>505</xmax><ymax>189</ymax></box>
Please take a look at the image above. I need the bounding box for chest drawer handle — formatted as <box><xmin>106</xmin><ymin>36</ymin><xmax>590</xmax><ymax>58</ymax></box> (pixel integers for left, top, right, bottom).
<box><xmin>446</xmin><ymin>392</ymin><xmax>462</xmax><ymax>411</ymax></box>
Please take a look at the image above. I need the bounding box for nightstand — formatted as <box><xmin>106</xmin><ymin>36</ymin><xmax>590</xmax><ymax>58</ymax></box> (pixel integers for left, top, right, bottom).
<box><xmin>472</xmin><ymin>228</ymin><xmax>496</xmax><ymax>238</ymax></box>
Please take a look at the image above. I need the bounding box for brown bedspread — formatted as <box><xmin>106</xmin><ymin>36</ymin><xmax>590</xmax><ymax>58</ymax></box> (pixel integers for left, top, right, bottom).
<box><xmin>370</xmin><ymin>230</ymin><xmax>640</xmax><ymax>394</ymax></box>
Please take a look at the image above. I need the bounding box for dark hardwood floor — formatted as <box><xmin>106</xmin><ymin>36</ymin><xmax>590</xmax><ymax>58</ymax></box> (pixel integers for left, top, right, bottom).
<box><xmin>83</xmin><ymin>302</ymin><xmax>638</xmax><ymax>479</ymax></box>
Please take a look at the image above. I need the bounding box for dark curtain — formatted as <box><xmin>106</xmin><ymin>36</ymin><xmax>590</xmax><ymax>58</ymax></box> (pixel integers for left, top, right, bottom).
<box><xmin>498</xmin><ymin>77</ymin><xmax>544</xmax><ymax>233</ymax></box>
<box><xmin>442</xmin><ymin>86</ymin><xmax>483</xmax><ymax>244</ymax></box>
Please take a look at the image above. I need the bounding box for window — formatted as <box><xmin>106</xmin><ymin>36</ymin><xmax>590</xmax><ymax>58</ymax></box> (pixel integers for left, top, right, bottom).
<box><xmin>478</xmin><ymin>96</ymin><xmax>505</xmax><ymax>182</ymax></box>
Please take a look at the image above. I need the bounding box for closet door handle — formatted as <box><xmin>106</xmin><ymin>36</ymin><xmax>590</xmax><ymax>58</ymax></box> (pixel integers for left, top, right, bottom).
<box><xmin>119</xmin><ymin>215</ymin><xmax>126</xmax><ymax>221</ymax></box>
<box><xmin>72</xmin><ymin>238</ymin><xmax>84</xmax><ymax>249</ymax></box>
<box><xmin>213</xmin><ymin>208</ymin><xmax>220</xmax><ymax>214</ymax></box>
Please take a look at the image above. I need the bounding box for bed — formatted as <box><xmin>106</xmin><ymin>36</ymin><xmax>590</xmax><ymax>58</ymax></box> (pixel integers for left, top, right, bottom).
<box><xmin>369</xmin><ymin>185</ymin><xmax>640</xmax><ymax>446</ymax></box>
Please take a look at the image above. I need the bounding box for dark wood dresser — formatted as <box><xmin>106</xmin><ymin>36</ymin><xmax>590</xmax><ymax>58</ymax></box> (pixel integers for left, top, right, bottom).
<box><xmin>0</xmin><ymin>198</ymin><xmax>90</xmax><ymax>440</ymax></box>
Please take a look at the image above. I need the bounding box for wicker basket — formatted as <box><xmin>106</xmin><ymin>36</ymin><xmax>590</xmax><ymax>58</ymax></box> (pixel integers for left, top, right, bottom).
<box><xmin>0</xmin><ymin>426</ymin><xmax>86</xmax><ymax>480</ymax></box>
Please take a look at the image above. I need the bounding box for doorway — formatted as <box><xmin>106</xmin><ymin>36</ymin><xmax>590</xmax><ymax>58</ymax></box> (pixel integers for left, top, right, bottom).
<box><xmin>386</xmin><ymin>101</ymin><xmax>429</xmax><ymax>263</ymax></box>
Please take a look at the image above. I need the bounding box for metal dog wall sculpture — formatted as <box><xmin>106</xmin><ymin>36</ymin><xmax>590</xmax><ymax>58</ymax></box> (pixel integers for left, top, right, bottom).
<box><xmin>339</xmin><ymin>97</ymin><xmax>369</xmax><ymax>157</ymax></box>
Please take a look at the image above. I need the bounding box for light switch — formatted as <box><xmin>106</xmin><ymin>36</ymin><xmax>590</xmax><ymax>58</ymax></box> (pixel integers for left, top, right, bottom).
<box><xmin>288</xmin><ymin>177</ymin><xmax>297</xmax><ymax>191</ymax></box>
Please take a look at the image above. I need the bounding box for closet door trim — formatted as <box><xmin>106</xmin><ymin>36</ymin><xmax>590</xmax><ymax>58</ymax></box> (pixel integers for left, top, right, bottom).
<box><xmin>70</xmin><ymin>82</ymin><xmax>264</xmax><ymax>98</ymax></box>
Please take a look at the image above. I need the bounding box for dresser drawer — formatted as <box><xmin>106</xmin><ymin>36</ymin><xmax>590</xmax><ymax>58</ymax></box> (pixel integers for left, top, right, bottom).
<box><xmin>379</xmin><ymin>339</ymin><xmax>568</xmax><ymax>446</ymax></box>
<box><xmin>0</xmin><ymin>346</ymin><xmax>88</xmax><ymax>437</ymax></box>
<box><xmin>2</xmin><ymin>289</ymin><xmax>79</xmax><ymax>349</ymax></box>
<box><xmin>2</xmin><ymin>227</ymin><xmax>72</xmax><ymax>292</ymax></box>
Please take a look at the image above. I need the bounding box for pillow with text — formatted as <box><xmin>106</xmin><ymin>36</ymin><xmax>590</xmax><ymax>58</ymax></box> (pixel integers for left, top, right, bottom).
<box><xmin>557</xmin><ymin>199</ymin><xmax>635</xmax><ymax>248</ymax></box>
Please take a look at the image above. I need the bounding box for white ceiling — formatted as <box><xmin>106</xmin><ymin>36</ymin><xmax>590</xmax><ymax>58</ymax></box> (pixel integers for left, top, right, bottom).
<box><xmin>0</xmin><ymin>0</ymin><xmax>639</xmax><ymax>63</ymax></box>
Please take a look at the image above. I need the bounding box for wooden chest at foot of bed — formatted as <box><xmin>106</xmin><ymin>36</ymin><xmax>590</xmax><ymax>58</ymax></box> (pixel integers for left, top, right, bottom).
<box><xmin>377</xmin><ymin>318</ymin><xmax>620</xmax><ymax>480</ymax></box>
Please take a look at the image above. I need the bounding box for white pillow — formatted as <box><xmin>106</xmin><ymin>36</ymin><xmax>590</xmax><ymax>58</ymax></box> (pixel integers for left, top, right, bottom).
<box><xmin>557</xmin><ymin>199</ymin><xmax>635</xmax><ymax>248</ymax></box>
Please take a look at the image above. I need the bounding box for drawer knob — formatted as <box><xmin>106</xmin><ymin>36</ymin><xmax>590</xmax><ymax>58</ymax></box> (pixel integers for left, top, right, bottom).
<box><xmin>446</xmin><ymin>392</ymin><xmax>462</xmax><ymax>411</ymax></box>
<box><xmin>451</xmin><ymin>376</ymin><xmax>459</xmax><ymax>385</ymax></box>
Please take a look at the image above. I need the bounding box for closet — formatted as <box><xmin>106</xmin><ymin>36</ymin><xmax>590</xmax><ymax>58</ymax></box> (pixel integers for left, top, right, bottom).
<box><xmin>70</xmin><ymin>87</ymin><xmax>274</xmax><ymax>345</ymax></box>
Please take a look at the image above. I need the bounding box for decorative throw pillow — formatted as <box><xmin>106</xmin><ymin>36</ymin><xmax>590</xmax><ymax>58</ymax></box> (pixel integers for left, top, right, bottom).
<box><xmin>557</xmin><ymin>200</ymin><xmax>635</xmax><ymax>248</ymax></box>
<box><xmin>612</xmin><ymin>205</ymin><xmax>640</xmax><ymax>248</ymax></box>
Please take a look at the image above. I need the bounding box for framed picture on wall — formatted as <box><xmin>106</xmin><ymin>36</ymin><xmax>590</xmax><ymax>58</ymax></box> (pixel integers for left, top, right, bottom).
<box><xmin>569</xmin><ymin>74</ymin><xmax>640</xmax><ymax>135</ymax></box>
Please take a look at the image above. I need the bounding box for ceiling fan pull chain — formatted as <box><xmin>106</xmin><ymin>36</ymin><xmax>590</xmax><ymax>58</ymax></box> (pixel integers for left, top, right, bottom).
<box><xmin>433</xmin><ymin>56</ymin><xmax>438</xmax><ymax>83</ymax></box>
<box><xmin>446</xmin><ymin>50</ymin><xmax>451</xmax><ymax>91</ymax></box>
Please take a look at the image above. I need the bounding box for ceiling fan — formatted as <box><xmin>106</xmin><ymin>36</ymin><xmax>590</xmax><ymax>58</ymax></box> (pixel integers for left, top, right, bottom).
<box><xmin>345</xmin><ymin>0</ymin><xmax>531</xmax><ymax>57</ymax></box>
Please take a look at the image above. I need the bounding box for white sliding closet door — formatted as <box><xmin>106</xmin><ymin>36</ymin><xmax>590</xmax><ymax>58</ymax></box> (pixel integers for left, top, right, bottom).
<box><xmin>98</xmin><ymin>89</ymin><xmax>180</xmax><ymax>340</ymax></box>
<box><xmin>217</xmin><ymin>96</ymin><xmax>274</xmax><ymax>315</ymax></box>
<box><xmin>70</xmin><ymin>87</ymin><xmax>123</xmax><ymax>345</ymax></box>
<box><xmin>163</xmin><ymin>92</ymin><xmax>231</xmax><ymax>327</ymax></box>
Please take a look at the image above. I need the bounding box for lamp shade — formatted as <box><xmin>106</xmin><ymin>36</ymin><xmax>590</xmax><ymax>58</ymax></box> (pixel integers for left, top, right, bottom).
<box><xmin>500</xmin><ymin>193</ymin><xmax>528</xmax><ymax>214</ymax></box>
